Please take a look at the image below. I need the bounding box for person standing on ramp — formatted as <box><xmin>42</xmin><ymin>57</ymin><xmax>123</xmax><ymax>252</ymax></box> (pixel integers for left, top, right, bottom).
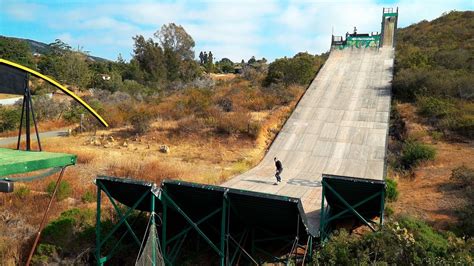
<box><xmin>274</xmin><ymin>157</ymin><xmax>283</xmax><ymax>185</ymax></box>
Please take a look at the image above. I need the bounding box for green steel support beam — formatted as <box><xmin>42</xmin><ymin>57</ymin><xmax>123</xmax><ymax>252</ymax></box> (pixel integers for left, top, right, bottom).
<box><xmin>169</xmin><ymin>232</ymin><xmax>187</xmax><ymax>263</ymax></box>
<box><xmin>380</xmin><ymin>188</ymin><xmax>385</xmax><ymax>226</ymax></box>
<box><xmin>167</xmin><ymin>208</ymin><xmax>222</xmax><ymax>244</ymax></box>
<box><xmin>220</xmin><ymin>196</ymin><xmax>228</xmax><ymax>266</ymax></box>
<box><xmin>103</xmin><ymin>212</ymin><xmax>144</xmax><ymax>264</ymax></box>
<box><xmin>323</xmin><ymin>181</ymin><xmax>376</xmax><ymax>232</ymax></box>
<box><xmin>307</xmin><ymin>236</ymin><xmax>313</xmax><ymax>262</ymax></box>
<box><xmin>230</xmin><ymin>229</ymin><xmax>248</xmax><ymax>265</ymax></box>
<box><xmin>151</xmin><ymin>192</ymin><xmax>156</xmax><ymax>266</ymax></box>
<box><xmin>98</xmin><ymin>187</ymin><xmax>149</xmax><ymax>248</ymax></box>
<box><xmin>320</xmin><ymin>180</ymin><xmax>326</xmax><ymax>242</ymax></box>
<box><xmin>96</xmin><ymin>181</ymin><xmax>102</xmax><ymax>266</ymax></box>
<box><xmin>98</xmin><ymin>182</ymin><xmax>142</xmax><ymax>247</ymax></box>
<box><xmin>325</xmin><ymin>191</ymin><xmax>382</xmax><ymax>224</ymax></box>
<box><xmin>161</xmin><ymin>190</ymin><xmax>224</xmax><ymax>257</ymax></box>
<box><xmin>160</xmin><ymin>190</ymin><xmax>167</xmax><ymax>265</ymax></box>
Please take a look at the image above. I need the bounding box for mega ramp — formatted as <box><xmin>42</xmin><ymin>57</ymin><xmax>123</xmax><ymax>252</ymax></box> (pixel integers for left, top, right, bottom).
<box><xmin>224</xmin><ymin>47</ymin><xmax>394</xmax><ymax>236</ymax></box>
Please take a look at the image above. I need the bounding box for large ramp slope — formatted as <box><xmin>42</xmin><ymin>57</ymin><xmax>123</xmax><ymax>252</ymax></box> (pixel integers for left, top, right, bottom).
<box><xmin>224</xmin><ymin>47</ymin><xmax>394</xmax><ymax>236</ymax></box>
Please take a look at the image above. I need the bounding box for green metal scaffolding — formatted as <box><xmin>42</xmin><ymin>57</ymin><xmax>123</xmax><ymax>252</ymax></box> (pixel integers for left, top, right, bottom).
<box><xmin>319</xmin><ymin>174</ymin><xmax>386</xmax><ymax>242</ymax></box>
<box><xmin>94</xmin><ymin>177</ymin><xmax>314</xmax><ymax>265</ymax></box>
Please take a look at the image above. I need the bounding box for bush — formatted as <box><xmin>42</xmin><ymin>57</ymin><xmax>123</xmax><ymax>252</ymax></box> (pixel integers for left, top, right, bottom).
<box><xmin>130</xmin><ymin>109</ymin><xmax>154</xmax><ymax>134</ymax></box>
<box><xmin>265</xmin><ymin>52</ymin><xmax>324</xmax><ymax>86</ymax></box>
<box><xmin>0</xmin><ymin>106</ymin><xmax>21</xmax><ymax>132</ymax></box>
<box><xmin>417</xmin><ymin>96</ymin><xmax>455</xmax><ymax>118</ymax></box>
<box><xmin>13</xmin><ymin>186</ymin><xmax>30</xmax><ymax>199</ymax></box>
<box><xmin>46</xmin><ymin>180</ymin><xmax>72</xmax><ymax>201</ymax></box>
<box><xmin>32</xmin><ymin>95</ymin><xmax>68</xmax><ymax>121</ymax></box>
<box><xmin>451</xmin><ymin>166</ymin><xmax>474</xmax><ymax>237</ymax></box>
<box><xmin>41</xmin><ymin>208</ymin><xmax>95</xmax><ymax>254</ymax></box>
<box><xmin>385</xmin><ymin>178</ymin><xmax>399</xmax><ymax>202</ymax></box>
<box><xmin>400</xmin><ymin>140</ymin><xmax>436</xmax><ymax>169</ymax></box>
<box><xmin>316</xmin><ymin>217</ymin><xmax>474</xmax><ymax>264</ymax></box>
<box><xmin>31</xmin><ymin>244</ymin><xmax>59</xmax><ymax>265</ymax></box>
<box><xmin>451</xmin><ymin>165</ymin><xmax>474</xmax><ymax>190</ymax></box>
<box><xmin>81</xmin><ymin>190</ymin><xmax>95</xmax><ymax>203</ymax></box>
<box><xmin>210</xmin><ymin>111</ymin><xmax>261</xmax><ymax>139</ymax></box>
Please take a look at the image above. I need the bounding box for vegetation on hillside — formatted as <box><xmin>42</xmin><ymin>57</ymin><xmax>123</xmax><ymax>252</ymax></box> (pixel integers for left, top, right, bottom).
<box><xmin>393</xmin><ymin>11</ymin><xmax>474</xmax><ymax>138</ymax></box>
<box><xmin>314</xmin><ymin>216</ymin><xmax>474</xmax><ymax>264</ymax></box>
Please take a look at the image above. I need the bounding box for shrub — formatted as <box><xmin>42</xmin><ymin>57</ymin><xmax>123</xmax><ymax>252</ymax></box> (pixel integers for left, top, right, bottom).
<box><xmin>130</xmin><ymin>110</ymin><xmax>154</xmax><ymax>134</ymax></box>
<box><xmin>451</xmin><ymin>166</ymin><xmax>474</xmax><ymax>237</ymax></box>
<box><xmin>13</xmin><ymin>186</ymin><xmax>30</xmax><ymax>199</ymax></box>
<box><xmin>41</xmin><ymin>208</ymin><xmax>95</xmax><ymax>253</ymax></box>
<box><xmin>0</xmin><ymin>106</ymin><xmax>21</xmax><ymax>132</ymax></box>
<box><xmin>31</xmin><ymin>244</ymin><xmax>59</xmax><ymax>265</ymax></box>
<box><xmin>451</xmin><ymin>165</ymin><xmax>474</xmax><ymax>190</ymax></box>
<box><xmin>384</xmin><ymin>205</ymin><xmax>394</xmax><ymax>217</ymax></box>
<box><xmin>81</xmin><ymin>190</ymin><xmax>95</xmax><ymax>203</ymax></box>
<box><xmin>455</xmin><ymin>206</ymin><xmax>474</xmax><ymax>238</ymax></box>
<box><xmin>400</xmin><ymin>140</ymin><xmax>436</xmax><ymax>169</ymax></box>
<box><xmin>385</xmin><ymin>178</ymin><xmax>399</xmax><ymax>202</ymax></box>
<box><xmin>32</xmin><ymin>95</ymin><xmax>68</xmax><ymax>121</ymax></box>
<box><xmin>316</xmin><ymin>217</ymin><xmax>473</xmax><ymax>264</ymax></box>
<box><xmin>417</xmin><ymin>96</ymin><xmax>454</xmax><ymax>118</ymax></box>
<box><xmin>46</xmin><ymin>180</ymin><xmax>72</xmax><ymax>201</ymax></box>
<box><xmin>265</xmin><ymin>52</ymin><xmax>324</xmax><ymax>86</ymax></box>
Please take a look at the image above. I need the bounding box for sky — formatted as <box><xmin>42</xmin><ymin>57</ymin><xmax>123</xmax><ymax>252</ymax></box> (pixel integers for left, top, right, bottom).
<box><xmin>0</xmin><ymin>0</ymin><xmax>472</xmax><ymax>62</ymax></box>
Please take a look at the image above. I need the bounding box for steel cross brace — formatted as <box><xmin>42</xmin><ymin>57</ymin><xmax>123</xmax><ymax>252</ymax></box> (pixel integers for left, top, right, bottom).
<box><xmin>98</xmin><ymin>181</ymin><xmax>142</xmax><ymax>246</ymax></box>
<box><xmin>160</xmin><ymin>190</ymin><xmax>224</xmax><ymax>257</ymax></box>
<box><xmin>95</xmin><ymin>180</ymin><xmax>150</xmax><ymax>265</ymax></box>
<box><xmin>322</xmin><ymin>180</ymin><xmax>377</xmax><ymax>232</ymax></box>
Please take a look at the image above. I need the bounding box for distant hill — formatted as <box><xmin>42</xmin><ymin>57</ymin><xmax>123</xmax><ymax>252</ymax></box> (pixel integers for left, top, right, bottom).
<box><xmin>1</xmin><ymin>35</ymin><xmax>109</xmax><ymax>62</ymax></box>
<box><xmin>393</xmin><ymin>10</ymin><xmax>473</xmax><ymax>138</ymax></box>
<box><xmin>397</xmin><ymin>11</ymin><xmax>474</xmax><ymax>51</ymax></box>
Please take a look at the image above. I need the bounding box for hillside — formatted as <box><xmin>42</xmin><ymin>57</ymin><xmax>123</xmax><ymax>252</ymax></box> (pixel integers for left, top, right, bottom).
<box><xmin>393</xmin><ymin>11</ymin><xmax>473</xmax><ymax>138</ymax></box>
<box><xmin>388</xmin><ymin>9</ymin><xmax>473</xmax><ymax>242</ymax></box>
<box><xmin>0</xmin><ymin>36</ymin><xmax>109</xmax><ymax>62</ymax></box>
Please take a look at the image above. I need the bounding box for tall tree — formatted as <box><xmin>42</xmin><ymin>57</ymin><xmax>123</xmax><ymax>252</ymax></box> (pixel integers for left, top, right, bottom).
<box><xmin>155</xmin><ymin>23</ymin><xmax>195</xmax><ymax>60</ymax></box>
<box><xmin>132</xmin><ymin>35</ymin><xmax>166</xmax><ymax>83</ymax></box>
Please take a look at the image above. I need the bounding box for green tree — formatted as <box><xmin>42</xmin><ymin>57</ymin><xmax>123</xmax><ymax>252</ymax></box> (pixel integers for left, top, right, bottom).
<box><xmin>132</xmin><ymin>35</ymin><xmax>166</xmax><ymax>84</ymax></box>
<box><xmin>0</xmin><ymin>36</ymin><xmax>35</xmax><ymax>68</ymax></box>
<box><xmin>266</xmin><ymin>52</ymin><xmax>324</xmax><ymax>86</ymax></box>
<box><xmin>218</xmin><ymin>58</ymin><xmax>234</xmax><ymax>73</ymax></box>
<box><xmin>155</xmin><ymin>23</ymin><xmax>195</xmax><ymax>60</ymax></box>
<box><xmin>37</xmin><ymin>39</ymin><xmax>91</xmax><ymax>89</ymax></box>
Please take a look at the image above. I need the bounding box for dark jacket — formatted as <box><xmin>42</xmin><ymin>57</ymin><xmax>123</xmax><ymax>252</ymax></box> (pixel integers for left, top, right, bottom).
<box><xmin>275</xmin><ymin>160</ymin><xmax>283</xmax><ymax>171</ymax></box>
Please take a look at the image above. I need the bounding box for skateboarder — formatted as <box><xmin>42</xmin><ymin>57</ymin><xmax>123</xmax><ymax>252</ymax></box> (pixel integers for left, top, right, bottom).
<box><xmin>274</xmin><ymin>157</ymin><xmax>283</xmax><ymax>184</ymax></box>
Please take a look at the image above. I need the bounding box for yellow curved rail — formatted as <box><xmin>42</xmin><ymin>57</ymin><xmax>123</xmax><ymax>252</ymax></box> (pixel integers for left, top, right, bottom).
<box><xmin>0</xmin><ymin>58</ymin><xmax>108</xmax><ymax>127</ymax></box>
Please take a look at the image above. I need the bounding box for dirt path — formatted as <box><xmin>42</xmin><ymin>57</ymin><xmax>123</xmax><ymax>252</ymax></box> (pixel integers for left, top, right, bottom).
<box><xmin>392</xmin><ymin>103</ymin><xmax>473</xmax><ymax>230</ymax></box>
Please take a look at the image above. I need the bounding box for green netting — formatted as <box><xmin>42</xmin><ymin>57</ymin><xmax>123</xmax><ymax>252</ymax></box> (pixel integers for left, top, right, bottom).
<box><xmin>136</xmin><ymin>214</ymin><xmax>164</xmax><ymax>266</ymax></box>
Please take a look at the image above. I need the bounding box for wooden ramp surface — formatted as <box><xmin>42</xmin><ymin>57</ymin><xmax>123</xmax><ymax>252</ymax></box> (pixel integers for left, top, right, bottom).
<box><xmin>223</xmin><ymin>47</ymin><xmax>394</xmax><ymax>236</ymax></box>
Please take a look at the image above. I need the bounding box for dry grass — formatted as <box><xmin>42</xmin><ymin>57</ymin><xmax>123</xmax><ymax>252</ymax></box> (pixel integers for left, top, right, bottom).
<box><xmin>392</xmin><ymin>103</ymin><xmax>474</xmax><ymax>230</ymax></box>
<box><xmin>0</xmin><ymin>75</ymin><xmax>305</xmax><ymax>263</ymax></box>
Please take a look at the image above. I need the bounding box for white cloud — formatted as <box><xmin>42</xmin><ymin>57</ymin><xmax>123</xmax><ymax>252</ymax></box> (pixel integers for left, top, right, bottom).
<box><xmin>4</xmin><ymin>2</ymin><xmax>43</xmax><ymax>21</ymax></box>
<box><xmin>3</xmin><ymin>0</ymin><xmax>472</xmax><ymax>61</ymax></box>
